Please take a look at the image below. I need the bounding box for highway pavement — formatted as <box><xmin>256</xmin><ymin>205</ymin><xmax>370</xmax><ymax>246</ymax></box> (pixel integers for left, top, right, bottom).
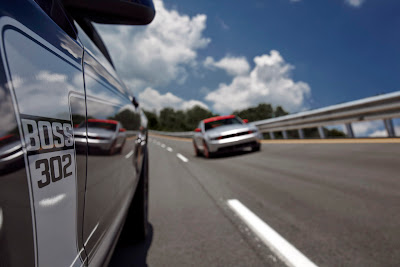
<box><xmin>110</xmin><ymin>136</ymin><xmax>400</xmax><ymax>267</ymax></box>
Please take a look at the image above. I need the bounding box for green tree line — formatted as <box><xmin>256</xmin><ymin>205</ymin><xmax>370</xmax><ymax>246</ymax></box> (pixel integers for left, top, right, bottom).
<box><xmin>144</xmin><ymin>103</ymin><xmax>291</xmax><ymax>132</ymax></box>
<box><xmin>143</xmin><ymin>103</ymin><xmax>345</xmax><ymax>138</ymax></box>
<box><xmin>143</xmin><ymin>106</ymin><xmax>216</xmax><ymax>132</ymax></box>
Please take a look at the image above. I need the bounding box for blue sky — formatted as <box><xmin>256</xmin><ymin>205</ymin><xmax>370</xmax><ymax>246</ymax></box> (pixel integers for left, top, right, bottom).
<box><xmin>168</xmin><ymin>0</ymin><xmax>400</xmax><ymax>107</ymax></box>
<box><xmin>96</xmin><ymin>0</ymin><xmax>400</xmax><ymax>136</ymax></box>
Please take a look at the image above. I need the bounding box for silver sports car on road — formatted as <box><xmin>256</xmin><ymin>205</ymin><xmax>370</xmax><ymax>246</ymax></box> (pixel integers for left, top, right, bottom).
<box><xmin>193</xmin><ymin>115</ymin><xmax>263</xmax><ymax>158</ymax></box>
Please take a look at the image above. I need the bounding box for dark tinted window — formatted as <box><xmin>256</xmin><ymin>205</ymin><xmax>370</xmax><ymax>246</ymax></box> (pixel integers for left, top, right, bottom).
<box><xmin>204</xmin><ymin>117</ymin><xmax>242</xmax><ymax>131</ymax></box>
<box><xmin>34</xmin><ymin>0</ymin><xmax>77</xmax><ymax>39</ymax></box>
<box><xmin>84</xmin><ymin>121</ymin><xmax>118</xmax><ymax>131</ymax></box>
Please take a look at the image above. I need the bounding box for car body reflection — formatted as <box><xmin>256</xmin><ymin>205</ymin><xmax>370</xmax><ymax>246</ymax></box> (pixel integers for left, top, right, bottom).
<box><xmin>0</xmin><ymin>134</ymin><xmax>24</xmax><ymax>174</ymax></box>
<box><xmin>74</xmin><ymin>119</ymin><xmax>127</xmax><ymax>155</ymax></box>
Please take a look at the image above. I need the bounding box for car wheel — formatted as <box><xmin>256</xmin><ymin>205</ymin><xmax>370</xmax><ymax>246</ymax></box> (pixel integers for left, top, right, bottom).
<box><xmin>193</xmin><ymin>141</ymin><xmax>201</xmax><ymax>157</ymax></box>
<box><xmin>109</xmin><ymin>141</ymin><xmax>117</xmax><ymax>155</ymax></box>
<box><xmin>252</xmin><ymin>143</ymin><xmax>261</xmax><ymax>152</ymax></box>
<box><xmin>118</xmin><ymin>140</ymin><xmax>126</xmax><ymax>154</ymax></box>
<box><xmin>203</xmin><ymin>140</ymin><xmax>212</xmax><ymax>158</ymax></box>
<box><xmin>120</xmin><ymin>148</ymin><xmax>149</xmax><ymax>243</ymax></box>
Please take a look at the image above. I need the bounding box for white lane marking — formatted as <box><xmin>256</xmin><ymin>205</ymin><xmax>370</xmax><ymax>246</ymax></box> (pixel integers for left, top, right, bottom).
<box><xmin>84</xmin><ymin>223</ymin><xmax>99</xmax><ymax>246</ymax></box>
<box><xmin>70</xmin><ymin>248</ymin><xmax>84</xmax><ymax>267</ymax></box>
<box><xmin>227</xmin><ymin>199</ymin><xmax>318</xmax><ymax>267</ymax></box>
<box><xmin>167</xmin><ymin>147</ymin><xmax>173</xmax><ymax>152</ymax></box>
<box><xmin>125</xmin><ymin>150</ymin><xmax>134</xmax><ymax>159</ymax></box>
<box><xmin>79</xmin><ymin>257</ymin><xmax>87</xmax><ymax>267</ymax></box>
<box><xmin>161</xmin><ymin>144</ymin><xmax>166</xmax><ymax>148</ymax></box>
<box><xmin>176</xmin><ymin>153</ymin><xmax>189</xmax><ymax>163</ymax></box>
<box><xmin>71</xmin><ymin>222</ymin><xmax>99</xmax><ymax>266</ymax></box>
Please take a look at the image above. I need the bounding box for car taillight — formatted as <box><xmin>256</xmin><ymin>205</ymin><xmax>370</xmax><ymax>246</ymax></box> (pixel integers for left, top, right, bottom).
<box><xmin>217</xmin><ymin>136</ymin><xmax>223</xmax><ymax>140</ymax></box>
<box><xmin>248</xmin><ymin>130</ymin><xmax>254</xmax><ymax>134</ymax></box>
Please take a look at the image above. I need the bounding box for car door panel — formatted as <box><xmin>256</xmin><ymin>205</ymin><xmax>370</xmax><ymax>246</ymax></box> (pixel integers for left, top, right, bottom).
<box><xmin>0</xmin><ymin>1</ymin><xmax>88</xmax><ymax>266</ymax></box>
<box><xmin>80</xmin><ymin>40</ymin><xmax>144</xmax><ymax>265</ymax></box>
<box><xmin>1</xmin><ymin>0</ymin><xmax>151</xmax><ymax>266</ymax></box>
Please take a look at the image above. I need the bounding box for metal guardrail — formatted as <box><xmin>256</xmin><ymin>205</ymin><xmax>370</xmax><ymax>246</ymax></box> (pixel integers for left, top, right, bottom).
<box><xmin>254</xmin><ymin>91</ymin><xmax>400</xmax><ymax>138</ymax></box>
<box><xmin>149</xmin><ymin>91</ymin><xmax>400</xmax><ymax>139</ymax></box>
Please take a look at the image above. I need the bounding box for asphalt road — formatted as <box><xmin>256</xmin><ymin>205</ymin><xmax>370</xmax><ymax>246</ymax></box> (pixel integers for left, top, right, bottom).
<box><xmin>110</xmin><ymin>136</ymin><xmax>400</xmax><ymax>267</ymax></box>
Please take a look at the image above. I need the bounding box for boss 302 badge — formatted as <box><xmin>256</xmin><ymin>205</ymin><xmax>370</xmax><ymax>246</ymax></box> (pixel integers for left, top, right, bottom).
<box><xmin>21</xmin><ymin>116</ymin><xmax>75</xmax><ymax>189</ymax></box>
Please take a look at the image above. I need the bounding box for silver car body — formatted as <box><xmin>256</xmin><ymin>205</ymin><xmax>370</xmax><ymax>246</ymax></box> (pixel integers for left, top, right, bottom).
<box><xmin>193</xmin><ymin>115</ymin><xmax>263</xmax><ymax>154</ymax></box>
<box><xmin>0</xmin><ymin>0</ymin><xmax>153</xmax><ymax>266</ymax></box>
<box><xmin>74</xmin><ymin>120</ymin><xmax>127</xmax><ymax>153</ymax></box>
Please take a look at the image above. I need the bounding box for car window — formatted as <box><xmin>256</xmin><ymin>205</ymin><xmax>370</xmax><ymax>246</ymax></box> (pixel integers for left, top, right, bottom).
<box><xmin>34</xmin><ymin>0</ymin><xmax>77</xmax><ymax>39</ymax></box>
<box><xmin>86</xmin><ymin>121</ymin><xmax>118</xmax><ymax>131</ymax></box>
<box><xmin>74</xmin><ymin>21</ymin><xmax>119</xmax><ymax>80</ymax></box>
<box><xmin>204</xmin><ymin>117</ymin><xmax>242</xmax><ymax>131</ymax></box>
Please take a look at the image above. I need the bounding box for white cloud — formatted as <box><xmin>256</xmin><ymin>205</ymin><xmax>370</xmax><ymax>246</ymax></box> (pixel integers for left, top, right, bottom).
<box><xmin>352</xmin><ymin>121</ymin><xmax>378</xmax><ymax>136</ymax></box>
<box><xmin>216</xmin><ymin>17</ymin><xmax>230</xmax><ymax>30</ymax></box>
<box><xmin>369</xmin><ymin>129</ymin><xmax>387</xmax><ymax>137</ymax></box>
<box><xmin>0</xmin><ymin>86</ymin><xmax>18</xmax><ymax>135</ymax></box>
<box><xmin>205</xmin><ymin>50</ymin><xmax>311</xmax><ymax>113</ymax></box>
<box><xmin>204</xmin><ymin>56</ymin><xmax>250</xmax><ymax>76</ymax></box>
<box><xmin>368</xmin><ymin>126</ymin><xmax>399</xmax><ymax>137</ymax></box>
<box><xmin>37</xmin><ymin>71</ymin><xmax>67</xmax><ymax>83</ymax></box>
<box><xmin>96</xmin><ymin>0</ymin><xmax>210</xmax><ymax>91</ymax></box>
<box><xmin>138</xmin><ymin>87</ymin><xmax>208</xmax><ymax>113</ymax></box>
<box><xmin>345</xmin><ymin>0</ymin><xmax>365</xmax><ymax>8</ymax></box>
<box><xmin>352</xmin><ymin>120</ymin><xmax>386</xmax><ymax>137</ymax></box>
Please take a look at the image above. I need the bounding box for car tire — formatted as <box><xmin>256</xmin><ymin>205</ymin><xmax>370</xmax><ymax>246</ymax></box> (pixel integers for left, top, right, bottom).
<box><xmin>120</xmin><ymin>148</ymin><xmax>149</xmax><ymax>244</ymax></box>
<box><xmin>193</xmin><ymin>141</ymin><xmax>201</xmax><ymax>157</ymax></box>
<box><xmin>118</xmin><ymin>140</ymin><xmax>126</xmax><ymax>154</ymax></box>
<box><xmin>109</xmin><ymin>141</ymin><xmax>117</xmax><ymax>155</ymax></box>
<box><xmin>252</xmin><ymin>143</ymin><xmax>261</xmax><ymax>152</ymax></box>
<box><xmin>203</xmin><ymin>140</ymin><xmax>212</xmax><ymax>158</ymax></box>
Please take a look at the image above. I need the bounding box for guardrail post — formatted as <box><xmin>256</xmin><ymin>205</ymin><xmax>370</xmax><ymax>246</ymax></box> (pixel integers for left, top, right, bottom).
<box><xmin>270</xmin><ymin>131</ymin><xmax>275</xmax><ymax>139</ymax></box>
<box><xmin>282</xmin><ymin>130</ymin><xmax>288</xmax><ymax>139</ymax></box>
<box><xmin>345</xmin><ymin>123</ymin><xmax>354</xmax><ymax>138</ymax></box>
<box><xmin>318</xmin><ymin>126</ymin><xmax>326</xmax><ymax>139</ymax></box>
<box><xmin>298</xmin><ymin>129</ymin><xmax>305</xmax><ymax>139</ymax></box>
<box><xmin>383</xmin><ymin>119</ymin><xmax>396</xmax><ymax>137</ymax></box>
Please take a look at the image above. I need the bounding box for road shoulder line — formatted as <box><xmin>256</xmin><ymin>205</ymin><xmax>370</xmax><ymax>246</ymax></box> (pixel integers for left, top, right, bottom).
<box><xmin>261</xmin><ymin>138</ymin><xmax>400</xmax><ymax>144</ymax></box>
<box><xmin>125</xmin><ymin>150</ymin><xmax>134</xmax><ymax>159</ymax></box>
<box><xmin>227</xmin><ymin>199</ymin><xmax>318</xmax><ymax>267</ymax></box>
<box><xmin>176</xmin><ymin>153</ymin><xmax>189</xmax><ymax>162</ymax></box>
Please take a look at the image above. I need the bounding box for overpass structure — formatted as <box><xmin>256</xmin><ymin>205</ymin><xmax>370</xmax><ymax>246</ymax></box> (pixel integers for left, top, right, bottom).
<box><xmin>150</xmin><ymin>91</ymin><xmax>400</xmax><ymax>139</ymax></box>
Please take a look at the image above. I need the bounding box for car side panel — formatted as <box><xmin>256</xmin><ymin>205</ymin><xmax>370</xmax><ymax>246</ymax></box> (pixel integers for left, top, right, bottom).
<box><xmin>0</xmin><ymin>1</ymin><xmax>88</xmax><ymax>266</ymax></box>
<box><xmin>194</xmin><ymin>122</ymin><xmax>205</xmax><ymax>151</ymax></box>
<box><xmin>80</xmin><ymin>38</ymin><xmax>145</xmax><ymax>265</ymax></box>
